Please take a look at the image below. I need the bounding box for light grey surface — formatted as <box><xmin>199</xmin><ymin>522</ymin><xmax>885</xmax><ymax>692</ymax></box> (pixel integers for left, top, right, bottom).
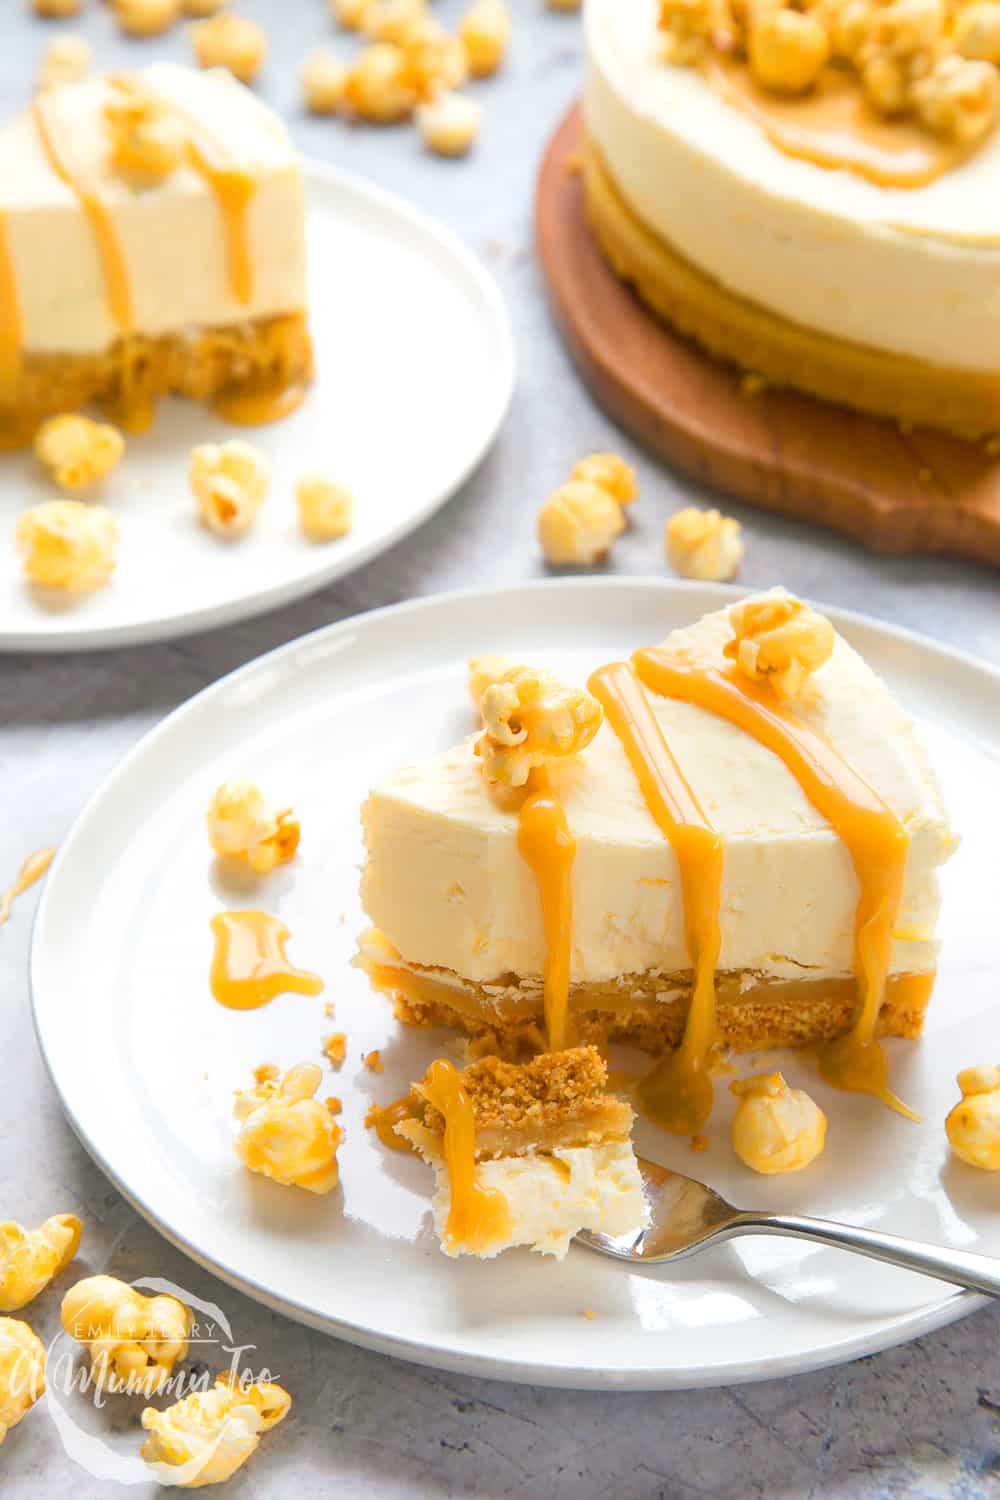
<box><xmin>2</xmin><ymin>2</ymin><xmax>1000</xmax><ymax>1495</ymax></box>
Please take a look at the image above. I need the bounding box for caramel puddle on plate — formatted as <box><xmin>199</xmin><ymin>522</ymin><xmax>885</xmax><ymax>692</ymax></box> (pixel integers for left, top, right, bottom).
<box><xmin>0</xmin><ymin>846</ymin><xmax>56</xmax><ymax>928</ymax></box>
<box><xmin>209</xmin><ymin>910</ymin><xmax>323</xmax><ymax>1010</ymax></box>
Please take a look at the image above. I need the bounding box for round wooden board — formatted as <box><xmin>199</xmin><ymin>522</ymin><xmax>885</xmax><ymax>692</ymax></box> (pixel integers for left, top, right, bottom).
<box><xmin>536</xmin><ymin>104</ymin><xmax>1000</xmax><ymax>567</ymax></box>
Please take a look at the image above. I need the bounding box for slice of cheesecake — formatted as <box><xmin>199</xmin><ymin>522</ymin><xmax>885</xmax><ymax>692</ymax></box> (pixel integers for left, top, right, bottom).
<box><xmin>0</xmin><ymin>64</ymin><xmax>312</xmax><ymax>442</ymax></box>
<box><xmin>358</xmin><ymin>594</ymin><xmax>956</xmax><ymax>1091</ymax></box>
<box><xmin>395</xmin><ymin>1046</ymin><xmax>648</xmax><ymax>1259</ymax></box>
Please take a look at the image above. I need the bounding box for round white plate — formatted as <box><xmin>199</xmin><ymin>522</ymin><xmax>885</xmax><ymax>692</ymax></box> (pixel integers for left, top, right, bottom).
<box><xmin>31</xmin><ymin>580</ymin><xmax>1000</xmax><ymax>1390</ymax></box>
<box><xmin>0</xmin><ymin>165</ymin><xmax>513</xmax><ymax>653</ymax></box>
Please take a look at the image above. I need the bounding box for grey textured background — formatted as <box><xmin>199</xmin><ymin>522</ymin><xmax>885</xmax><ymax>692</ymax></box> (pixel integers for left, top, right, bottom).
<box><xmin>2</xmin><ymin>1</ymin><xmax>999</xmax><ymax>1495</ymax></box>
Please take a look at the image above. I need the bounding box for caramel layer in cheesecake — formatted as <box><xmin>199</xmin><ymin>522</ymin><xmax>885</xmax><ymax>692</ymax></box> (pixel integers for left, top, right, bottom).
<box><xmin>360</xmin><ymin>937</ymin><xmax>934</xmax><ymax>1058</ymax></box>
<box><xmin>417</xmin><ymin>1046</ymin><xmax>633</xmax><ymax>1159</ymax></box>
<box><xmin>0</xmin><ymin>311</ymin><xmax>312</xmax><ymax>444</ymax></box>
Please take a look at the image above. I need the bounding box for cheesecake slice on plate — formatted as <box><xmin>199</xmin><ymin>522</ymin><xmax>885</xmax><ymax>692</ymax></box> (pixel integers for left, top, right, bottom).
<box><xmin>0</xmin><ymin>64</ymin><xmax>312</xmax><ymax>443</ymax></box>
<box><xmin>394</xmin><ymin>1046</ymin><xmax>648</xmax><ymax>1259</ymax></box>
<box><xmin>358</xmin><ymin>591</ymin><xmax>957</xmax><ymax>1131</ymax></box>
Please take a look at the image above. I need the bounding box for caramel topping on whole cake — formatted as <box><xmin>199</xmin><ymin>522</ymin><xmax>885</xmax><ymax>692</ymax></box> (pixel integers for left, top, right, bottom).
<box><xmin>658</xmin><ymin>0</ymin><xmax>1000</xmax><ymax>184</ymax></box>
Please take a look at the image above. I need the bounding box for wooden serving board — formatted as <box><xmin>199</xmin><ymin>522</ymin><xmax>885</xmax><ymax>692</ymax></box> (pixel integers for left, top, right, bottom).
<box><xmin>536</xmin><ymin>104</ymin><xmax>1000</xmax><ymax>567</ymax></box>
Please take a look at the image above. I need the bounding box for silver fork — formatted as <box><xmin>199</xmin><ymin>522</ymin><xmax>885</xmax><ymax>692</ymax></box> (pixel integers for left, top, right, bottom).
<box><xmin>576</xmin><ymin>1157</ymin><xmax>1000</xmax><ymax>1295</ymax></box>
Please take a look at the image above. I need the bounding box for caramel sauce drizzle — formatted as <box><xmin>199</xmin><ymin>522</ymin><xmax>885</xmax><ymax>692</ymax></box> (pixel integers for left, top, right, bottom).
<box><xmin>367</xmin><ymin>1093</ymin><xmax>421</xmax><ymax>1155</ymax></box>
<box><xmin>123</xmin><ymin>73</ymin><xmax>257</xmax><ymax>308</ymax></box>
<box><xmin>185</xmin><ymin>141</ymin><xmax>256</xmax><ymax>307</ymax></box>
<box><xmin>0</xmin><ymin>213</ymin><xmax>22</xmax><ymax>396</ymax></box>
<box><xmin>213</xmin><ymin>382</ymin><xmax>307</xmax><ymax>427</ymax></box>
<box><xmin>32</xmin><ymin>94</ymin><xmax>133</xmax><ymax>333</ymax></box>
<box><xmin>209</xmin><ymin>910</ymin><xmax>323</xmax><ymax>1010</ymax></box>
<box><xmin>0</xmin><ymin>846</ymin><xmax>56</xmax><ymax>929</ymax></box>
<box><xmin>418</xmin><ymin>1058</ymin><xmax>511</xmax><ymax>1254</ymax></box>
<box><xmin>516</xmin><ymin>765</ymin><xmax>576</xmax><ymax>1052</ymax></box>
<box><xmin>589</xmin><ymin>662</ymin><xmax>724</xmax><ymax>1135</ymax></box>
<box><xmin>632</xmin><ymin>647</ymin><xmax>915</xmax><ymax>1117</ymax></box>
<box><xmin>703</xmin><ymin>55</ymin><xmax>973</xmax><ymax>189</ymax></box>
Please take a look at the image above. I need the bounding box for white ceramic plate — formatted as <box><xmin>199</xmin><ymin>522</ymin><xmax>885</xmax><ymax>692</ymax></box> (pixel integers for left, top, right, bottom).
<box><xmin>0</xmin><ymin>166</ymin><xmax>513</xmax><ymax>653</ymax></box>
<box><xmin>31</xmin><ymin>580</ymin><xmax>1000</xmax><ymax>1390</ymax></box>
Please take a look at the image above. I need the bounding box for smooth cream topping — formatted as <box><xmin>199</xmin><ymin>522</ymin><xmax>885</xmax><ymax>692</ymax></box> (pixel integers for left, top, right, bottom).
<box><xmin>361</xmin><ymin>596</ymin><xmax>953</xmax><ymax>985</ymax></box>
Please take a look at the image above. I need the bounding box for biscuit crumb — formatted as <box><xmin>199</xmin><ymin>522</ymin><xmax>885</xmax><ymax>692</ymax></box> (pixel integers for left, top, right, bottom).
<box><xmin>324</xmin><ymin>1033</ymin><xmax>347</xmax><ymax>1067</ymax></box>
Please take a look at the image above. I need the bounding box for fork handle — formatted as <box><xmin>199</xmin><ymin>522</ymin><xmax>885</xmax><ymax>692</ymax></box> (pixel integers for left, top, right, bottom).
<box><xmin>733</xmin><ymin>1212</ymin><xmax>1000</xmax><ymax>1298</ymax></box>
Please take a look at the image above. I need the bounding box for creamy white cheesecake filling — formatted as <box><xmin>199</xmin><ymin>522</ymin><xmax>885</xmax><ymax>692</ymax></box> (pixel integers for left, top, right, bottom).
<box><xmin>401</xmin><ymin>1126</ymin><xmax>649</xmax><ymax>1260</ymax></box>
<box><xmin>361</xmin><ymin>604</ymin><xmax>954</xmax><ymax>990</ymax></box>
<box><xmin>1</xmin><ymin>64</ymin><xmax>306</xmax><ymax>355</ymax></box>
<box><xmin>583</xmin><ymin>0</ymin><xmax>1000</xmax><ymax>373</ymax></box>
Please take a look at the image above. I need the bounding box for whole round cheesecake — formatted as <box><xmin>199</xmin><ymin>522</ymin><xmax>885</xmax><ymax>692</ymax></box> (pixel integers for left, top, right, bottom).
<box><xmin>582</xmin><ymin>0</ymin><xmax>1000</xmax><ymax>436</ymax></box>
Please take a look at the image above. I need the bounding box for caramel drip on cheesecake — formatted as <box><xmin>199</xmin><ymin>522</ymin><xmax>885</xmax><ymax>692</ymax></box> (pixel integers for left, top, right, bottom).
<box><xmin>0</xmin><ymin>846</ymin><xmax>56</xmax><ymax>928</ymax></box>
<box><xmin>32</xmin><ymin>94</ymin><xmax>133</xmax><ymax>333</ymax></box>
<box><xmin>589</xmin><ymin>662</ymin><xmax>724</xmax><ymax>1135</ymax></box>
<box><xmin>209</xmin><ymin>911</ymin><xmax>323</xmax><ymax>1010</ymax></box>
<box><xmin>632</xmin><ymin>647</ymin><xmax>915</xmax><ymax>1117</ymax></box>
<box><xmin>517</xmin><ymin>766</ymin><xmax>576</xmax><ymax>1052</ymax></box>
<box><xmin>185</xmin><ymin>142</ymin><xmax>256</xmax><ymax>307</ymax></box>
<box><xmin>703</xmin><ymin>56</ymin><xmax>973</xmax><ymax>189</ymax></box>
<box><xmin>0</xmin><ymin>214</ymin><xmax>22</xmax><ymax>395</ymax></box>
<box><xmin>418</xmin><ymin>1059</ymin><xmax>512</xmax><ymax>1254</ymax></box>
<box><xmin>115</xmin><ymin>74</ymin><xmax>257</xmax><ymax>306</ymax></box>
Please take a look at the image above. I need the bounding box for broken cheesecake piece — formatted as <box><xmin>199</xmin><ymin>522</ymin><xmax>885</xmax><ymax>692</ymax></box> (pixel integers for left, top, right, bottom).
<box><xmin>396</xmin><ymin>1046</ymin><xmax>649</xmax><ymax>1259</ymax></box>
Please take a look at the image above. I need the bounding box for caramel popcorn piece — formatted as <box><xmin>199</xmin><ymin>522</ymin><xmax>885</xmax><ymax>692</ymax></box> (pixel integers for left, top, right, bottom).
<box><xmin>659</xmin><ymin>0</ymin><xmax>712</xmax><ymax>65</ymax></box>
<box><xmin>331</xmin><ymin>0</ymin><xmax>379</xmax><ymax>28</ymax></box>
<box><xmin>38</xmin><ymin>33</ymin><xmax>91</xmax><ymax>91</ymax></box>
<box><xmin>476</xmin><ymin>664</ymin><xmax>603</xmax><ymax>787</ymax></box>
<box><xmin>364</xmin><ymin>0</ymin><xmax>428</xmax><ymax>44</ymax></box>
<box><xmin>190</xmin><ymin>13</ymin><xmax>267</xmax><ymax>82</ymax></box>
<box><xmin>459</xmin><ymin>0</ymin><xmax>511</xmax><ymax>77</ymax></box>
<box><xmin>234</xmin><ymin>1062</ymin><xmax>341</xmax><ymax>1193</ymax></box>
<box><xmin>0</xmin><ymin>1213</ymin><xmax>82</xmax><ymax>1313</ymax></box>
<box><xmin>417</xmin><ymin>90</ymin><xmax>480</xmax><ymax>154</ymax></box>
<box><xmin>571</xmin><ymin>452</ymin><xmax>638</xmax><ymax>507</ymax></box>
<box><xmin>857</xmin><ymin>0</ymin><xmax>943</xmax><ymax>114</ymax></box>
<box><xmin>0</xmin><ymin>1320</ymin><xmax>45</xmax><ymax>1447</ymax></box>
<box><xmin>296</xmin><ymin>473</ymin><xmax>353</xmax><ymax>540</ymax></box>
<box><xmin>723</xmin><ymin>591</ymin><xmax>835</xmax><ymax>698</ymax></box>
<box><xmin>402</xmin><ymin>18</ymin><xmax>469</xmax><ymax>96</ymax></box>
<box><xmin>205</xmin><ymin>780</ymin><xmax>300</xmax><ymax>874</ymax></box>
<box><xmin>538</xmin><ymin>480</ymin><xmax>626</xmax><ymax>566</ymax></box>
<box><xmin>946</xmin><ymin>1064</ymin><xmax>1000</xmax><ymax>1169</ymax></box>
<box><xmin>749</xmin><ymin>8</ymin><xmax>830</xmax><ymax>92</ymax></box>
<box><xmin>35</xmin><ymin>413</ymin><xmax>124</xmax><ymax>491</ymax></box>
<box><xmin>32</xmin><ymin>0</ymin><xmax>80</xmax><ymax>15</ymax></box>
<box><xmin>468</xmin><ymin>654</ymin><xmax>515</xmax><ymax>709</ymax></box>
<box><xmin>142</xmin><ymin>1375</ymin><xmax>291</xmax><ymax>1487</ymax></box>
<box><xmin>343</xmin><ymin>43</ymin><xmax>418</xmax><ymax>120</ymax></box>
<box><xmin>61</xmin><ymin>1276</ymin><xmax>192</xmax><ymax>1396</ymax></box>
<box><xmin>730</xmin><ymin>1072</ymin><xmax>827</xmax><ymax>1173</ymax></box>
<box><xmin>665</xmin><ymin>505</ymin><xmax>744</xmax><ymax>581</ymax></box>
<box><xmin>17</xmin><ymin>502</ymin><xmax>118</xmax><ymax>592</ymax></box>
<box><xmin>324</xmin><ymin>1033</ymin><xmax>347</xmax><ymax>1067</ymax></box>
<box><xmin>301</xmin><ymin>49</ymin><xmax>349</xmax><ymax>114</ymax></box>
<box><xmin>104</xmin><ymin>83</ymin><xmax>186</xmax><ymax>186</ymax></box>
<box><xmin>955</xmin><ymin>1</ymin><xmax>1000</xmax><ymax>64</ymax></box>
<box><xmin>114</xmin><ymin>0</ymin><xmax>181</xmax><ymax>37</ymax></box>
<box><xmin>190</xmin><ymin>440</ymin><xmax>269</xmax><ymax>537</ymax></box>
<box><xmin>912</xmin><ymin>54</ymin><xmax>999</xmax><ymax>140</ymax></box>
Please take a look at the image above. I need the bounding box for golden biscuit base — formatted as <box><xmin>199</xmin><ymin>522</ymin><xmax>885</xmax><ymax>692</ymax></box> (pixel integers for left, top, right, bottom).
<box><xmin>581</xmin><ymin>137</ymin><xmax>1000</xmax><ymax>440</ymax></box>
<box><xmin>0</xmin><ymin>312</ymin><xmax>313</xmax><ymax>445</ymax></box>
